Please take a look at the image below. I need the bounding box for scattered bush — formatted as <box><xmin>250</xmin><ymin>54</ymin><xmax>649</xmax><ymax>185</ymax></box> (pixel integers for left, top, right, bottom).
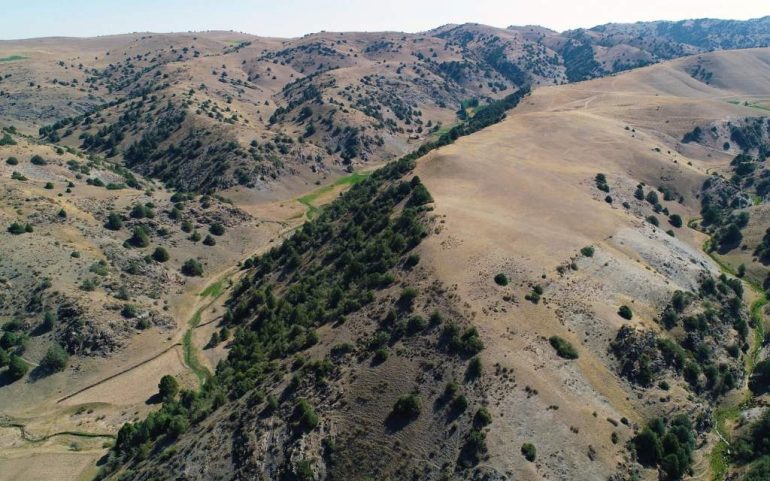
<box><xmin>209</xmin><ymin>223</ymin><xmax>225</xmax><ymax>236</ymax></box>
<box><xmin>181</xmin><ymin>259</ymin><xmax>203</xmax><ymax>277</ymax></box>
<box><xmin>121</xmin><ymin>304</ymin><xmax>138</xmax><ymax>319</ymax></box>
<box><xmin>580</xmin><ymin>246</ymin><xmax>595</xmax><ymax>257</ymax></box>
<box><xmin>158</xmin><ymin>375</ymin><xmax>179</xmax><ymax>402</ymax></box>
<box><xmin>40</xmin><ymin>343</ymin><xmax>69</xmax><ymax>373</ymax></box>
<box><xmin>474</xmin><ymin>407</ymin><xmax>492</xmax><ymax>428</ymax></box>
<box><xmin>521</xmin><ymin>442</ymin><xmax>537</xmax><ymax>462</ymax></box>
<box><xmin>7</xmin><ymin>354</ymin><xmax>28</xmax><ymax>379</ymax></box>
<box><xmin>104</xmin><ymin>212</ymin><xmax>123</xmax><ymax>231</ymax></box>
<box><xmin>398</xmin><ymin>287</ymin><xmax>418</xmax><ymax>310</ymax></box>
<box><xmin>549</xmin><ymin>335</ymin><xmax>579</xmax><ymax>359</ymax></box>
<box><xmin>292</xmin><ymin>399</ymin><xmax>319</xmax><ymax>432</ymax></box>
<box><xmin>7</xmin><ymin>222</ymin><xmax>27</xmax><ymax>235</ymax></box>
<box><xmin>467</xmin><ymin>356</ymin><xmax>483</xmax><ymax>379</ymax></box>
<box><xmin>391</xmin><ymin>394</ymin><xmax>421</xmax><ymax>419</ymax></box>
<box><xmin>750</xmin><ymin>358</ymin><xmax>770</xmax><ymax>395</ymax></box>
<box><xmin>128</xmin><ymin>226</ymin><xmax>150</xmax><ymax>248</ymax></box>
<box><xmin>618</xmin><ymin>305</ymin><xmax>633</xmax><ymax>320</ymax></box>
<box><xmin>152</xmin><ymin>247</ymin><xmax>169</xmax><ymax>262</ymax></box>
<box><xmin>669</xmin><ymin>214</ymin><xmax>683</xmax><ymax>228</ymax></box>
<box><xmin>494</xmin><ymin>273</ymin><xmax>508</xmax><ymax>286</ymax></box>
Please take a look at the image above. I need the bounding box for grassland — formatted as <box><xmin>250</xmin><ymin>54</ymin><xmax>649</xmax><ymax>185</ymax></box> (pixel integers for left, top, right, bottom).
<box><xmin>297</xmin><ymin>171</ymin><xmax>370</xmax><ymax>219</ymax></box>
<box><xmin>0</xmin><ymin>55</ymin><xmax>27</xmax><ymax>62</ymax></box>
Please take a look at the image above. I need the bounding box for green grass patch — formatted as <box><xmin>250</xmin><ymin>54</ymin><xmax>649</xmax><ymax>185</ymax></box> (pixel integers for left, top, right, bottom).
<box><xmin>298</xmin><ymin>171</ymin><xmax>370</xmax><ymax>219</ymax></box>
<box><xmin>199</xmin><ymin>279</ymin><xmax>224</xmax><ymax>298</ymax></box>
<box><xmin>0</xmin><ymin>55</ymin><xmax>27</xmax><ymax>62</ymax></box>
<box><xmin>182</xmin><ymin>328</ymin><xmax>210</xmax><ymax>384</ymax></box>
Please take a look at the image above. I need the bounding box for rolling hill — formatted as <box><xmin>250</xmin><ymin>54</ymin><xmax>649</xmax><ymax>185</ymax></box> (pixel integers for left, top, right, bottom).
<box><xmin>2</xmin><ymin>18</ymin><xmax>770</xmax><ymax>481</ymax></box>
<box><xmin>82</xmin><ymin>48</ymin><xmax>770</xmax><ymax>481</ymax></box>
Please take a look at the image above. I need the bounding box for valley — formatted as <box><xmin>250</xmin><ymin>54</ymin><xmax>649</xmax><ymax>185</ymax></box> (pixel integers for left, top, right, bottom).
<box><xmin>2</xmin><ymin>16</ymin><xmax>770</xmax><ymax>481</ymax></box>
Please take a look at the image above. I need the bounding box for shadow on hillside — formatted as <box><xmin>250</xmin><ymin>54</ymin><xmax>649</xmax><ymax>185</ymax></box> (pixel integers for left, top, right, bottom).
<box><xmin>384</xmin><ymin>412</ymin><xmax>414</xmax><ymax>433</ymax></box>
<box><xmin>27</xmin><ymin>365</ymin><xmax>53</xmax><ymax>383</ymax></box>
<box><xmin>145</xmin><ymin>393</ymin><xmax>162</xmax><ymax>405</ymax></box>
<box><xmin>0</xmin><ymin>371</ymin><xmax>21</xmax><ymax>388</ymax></box>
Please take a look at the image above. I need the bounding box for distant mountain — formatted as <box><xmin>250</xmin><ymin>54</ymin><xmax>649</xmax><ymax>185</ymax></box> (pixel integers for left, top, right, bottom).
<box><xmin>536</xmin><ymin>16</ymin><xmax>770</xmax><ymax>81</ymax></box>
<box><xmin>1</xmin><ymin>17</ymin><xmax>769</xmax><ymax>192</ymax></box>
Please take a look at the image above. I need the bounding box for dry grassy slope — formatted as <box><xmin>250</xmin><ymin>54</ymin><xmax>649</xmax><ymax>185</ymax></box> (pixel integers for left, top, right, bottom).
<box><xmin>0</xmin><ymin>134</ymin><xmax>294</xmax><ymax>481</ymax></box>
<box><xmin>413</xmin><ymin>48</ymin><xmax>770</xmax><ymax>480</ymax></box>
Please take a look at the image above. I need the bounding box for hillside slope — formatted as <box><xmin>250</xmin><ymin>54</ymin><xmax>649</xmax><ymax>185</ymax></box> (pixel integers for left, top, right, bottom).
<box><xmin>91</xmin><ymin>48</ymin><xmax>770</xmax><ymax>481</ymax></box>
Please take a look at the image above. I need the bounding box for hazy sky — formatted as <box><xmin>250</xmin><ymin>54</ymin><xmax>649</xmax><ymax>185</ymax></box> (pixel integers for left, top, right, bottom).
<box><xmin>1</xmin><ymin>0</ymin><xmax>768</xmax><ymax>40</ymax></box>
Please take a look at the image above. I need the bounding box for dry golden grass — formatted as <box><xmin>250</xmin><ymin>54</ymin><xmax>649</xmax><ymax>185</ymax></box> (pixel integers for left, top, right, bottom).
<box><xmin>413</xmin><ymin>48</ymin><xmax>770</xmax><ymax>479</ymax></box>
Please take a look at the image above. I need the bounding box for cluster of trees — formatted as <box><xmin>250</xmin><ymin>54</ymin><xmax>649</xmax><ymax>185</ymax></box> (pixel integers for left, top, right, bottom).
<box><xmin>632</xmin><ymin>415</ymin><xmax>695</xmax><ymax>480</ymax></box>
<box><xmin>0</xmin><ymin>320</ymin><xmax>29</xmax><ymax>380</ymax></box>
<box><xmin>733</xmin><ymin>410</ymin><xmax>770</xmax><ymax>479</ymax></box>
<box><xmin>612</xmin><ymin>275</ymin><xmax>746</xmax><ymax>396</ymax></box>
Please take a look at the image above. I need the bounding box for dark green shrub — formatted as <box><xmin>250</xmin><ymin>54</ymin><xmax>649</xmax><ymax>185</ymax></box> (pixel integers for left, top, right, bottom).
<box><xmin>130</xmin><ymin>203</ymin><xmax>154</xmax><ymax>219</ymax></box>
<box><xmin>669</xmin><ymin>214</ymin><xmax>683</xmax><ymax>228</ymax></box>
<box><xmin>521</xmin><ymin>442</ymin><xmax>537</xmax><ymax>462</ymax></box>
<box><xmin>466</xmin><ymin>356</ymin><xmax>483</xmax><ymax>379</ymax></box>
<box><xmin>40</xmin><ymin>343</ymin><xmax>68</xmax><ymax>372</ymax></box>
<box><xmin>121</xmin><ymin>304</ymin><xmax>138</xmax><ymax>319</ymax></box>
<box><xmin>474</xmin><ymin>407</ymin><xmax>492</xmax><ymax>428</ymax></box>
<box><xmin>373</xmin><ymin>348</ymin><xmax>388</xmax><ymax>363</ymax></box>
<box><xmin>104</xmin><ymin>212</ymin><xmax>123</xmax><ymax>231</ymax></box>
<box><xmin>209</xmin><ymin>223</ymin><xmax>225</xmax><ymax>236</ymax></box>
<box><xmin>7</xmin><ymin>354</ymin><xmax>28</xmax><ymax>379</ymax></box>
<box><xmin>0</xmin><ymin>133</ymin><xmax>15</xmax><ymax>146</ymax></box>
<box><xmin>152</xmin><ymin>247</ymin><xmax>169</xmax><ymax>262</ymax></box>
<box><xmin>580</xmin><ymin>246</ymin><xmax>595</xmax><ymax>257</ymax></box>
<box><xmin>158</xmin><ymin>375</ymin><xmax>179</xmax><ymax>402</ymax></box>
<box><xmin>750</xmin><ymin>359</ymin><xmax>770</xmax><ymax>395</ymax></box>
<box><xmin>618</xmin><ymin>305</ymin><xmax>633</xmax><ymax>320</ymax></box>
<box><xmin>292</xmin><ymin>399</ymin><xmax>319</xmax><ymax>432</ymax></box>
<box><xmin>391</xmin><ymin>394</ymin><xmax>420</xmax><ymax>419</ymax></box>
<box><xmin>549</xmin><ymin>336</ymin><xmax>579</xmax><ymax>359</ymax></box>
<box><xmin>128</xmin><ymin>226</ymin><xmax>150</xmax><ymax>248</ymax></box>
<box><xmin>5</xmin><ymin>156</ymin><xmax>18</xmax><ymax>165</ymax></box>
<box><xmin>203</xmin><ymin>235</ymin><xmax>216</xmax><ymax>246</ymax></box>
<box><xmin>398</xmin><ymin>287</ymin><xmax>418</xmax><ymax>310</ymax></box>
<box><xmin>494</xmin><ymin>273</ymin><xmax>508</xmax><ymax>286</ymax></box>
<box><xmin>404</xmin><ymin>254</ymin><xmax>420</xmax><ymax>268</ymax></box>
<box><xmin>41</xmin><ymin>310</ymin><xmax>56</xmax><ymax>332</ymax></box>
<box><xmin>7</xmin><ymin>222</ymin><xmax>26</xmax><ymax>235</ymax></box>
<box><xmin>450</xmin><ymin>394</ymin><xmax>468</xmax><ymax>413</ymax></box>
<box><xmin>30</xmin><ymin>155</ymin><xmax>47</xmax><ymax>165</ymax></box>
<box><xmin>80</xmin><ymin>278</ymin><xmax>96</xmax><ymax>291</ymax></box>
<box><xmin>181</xmin><ymin>259</ymin><xmax>203</xmax><ymax>277</ymax></box>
